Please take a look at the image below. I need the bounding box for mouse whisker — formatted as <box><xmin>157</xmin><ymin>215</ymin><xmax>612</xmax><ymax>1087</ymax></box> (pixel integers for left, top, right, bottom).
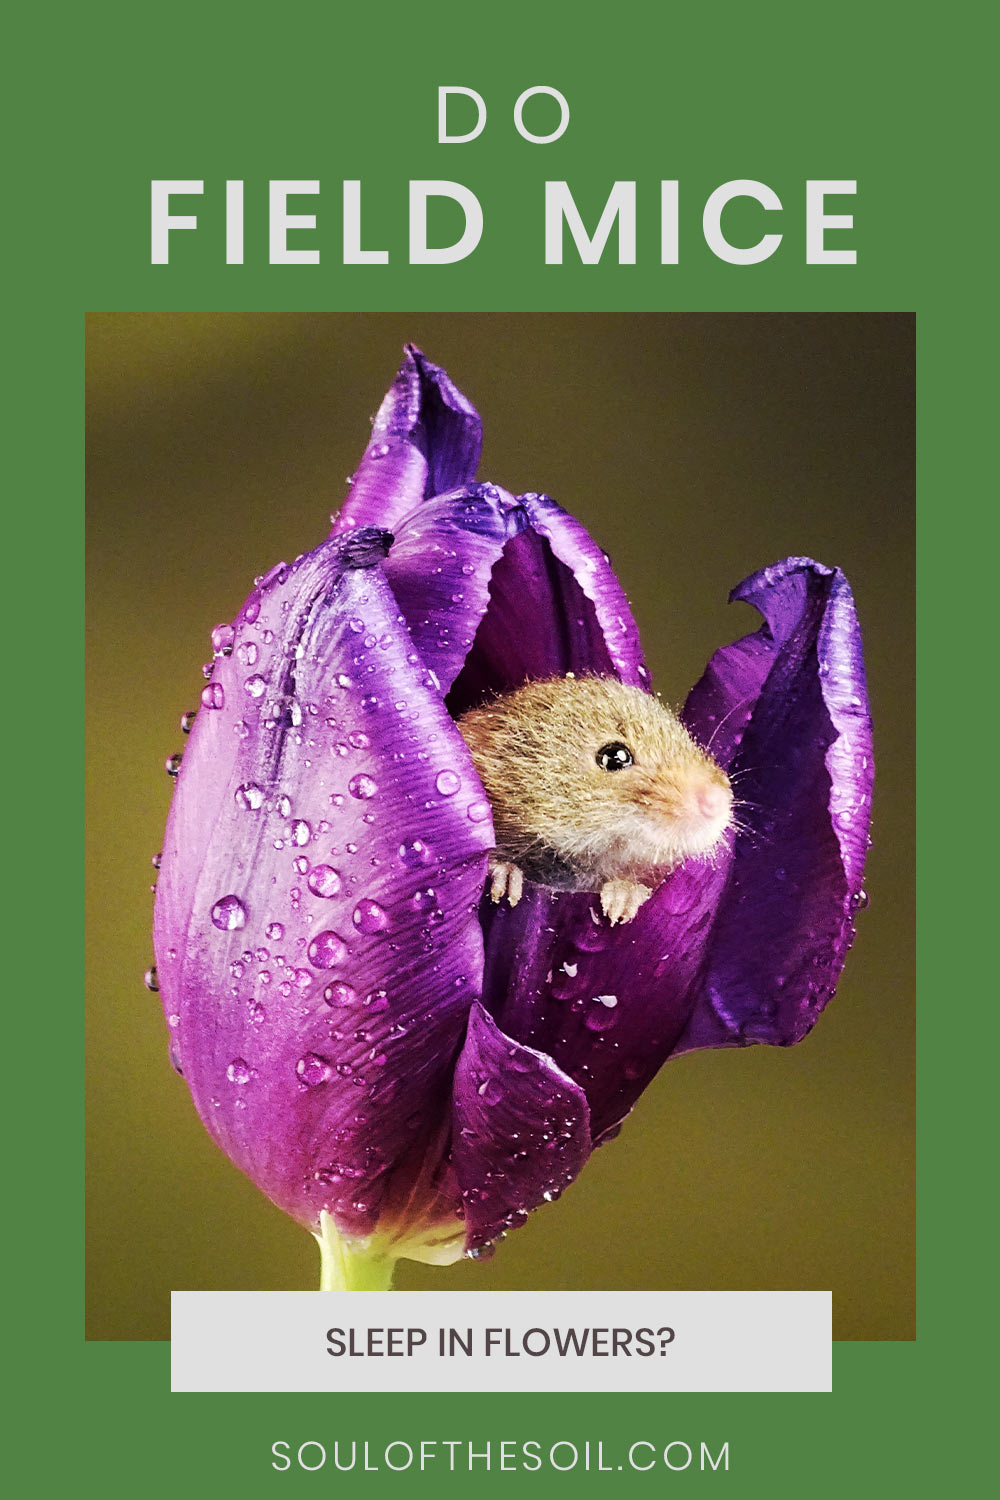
<box><xmin>701</xmin><ymin>695</ymin><xmax>755</xmax><ymax>756</ymax></box>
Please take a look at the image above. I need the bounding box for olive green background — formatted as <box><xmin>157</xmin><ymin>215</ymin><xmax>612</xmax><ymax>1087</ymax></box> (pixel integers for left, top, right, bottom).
<box><xmin>86</xmin><ymin>311</ymin><xmax>913</xmax><ymax>1340</ymax></box>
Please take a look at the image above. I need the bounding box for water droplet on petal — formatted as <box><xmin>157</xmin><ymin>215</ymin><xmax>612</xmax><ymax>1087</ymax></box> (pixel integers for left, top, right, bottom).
<box><xmin>323</xmin><ymin>981</ymin><xmax>358</xmax><ymax>1007</ymax></box>
<box><xmin>584</xmin><ymin>995</ymin><xmax>618</xmax><ymax>1032</ymax></box>
<box><xmin>244</xmin><ymin>675</ymin><xmax>266</xmax><ymax>699</ymax></box>
<box><xmin>235</xmin><ymin>782</ymin><xmax>264</xmax><ymax>811</ymax></box>
<box><xmin>307</xmin><ymin>930</ymin><xmax>349</xmax><ymax>968</ymax></box>
<box><xmin>308</xmin><ymin>865</ymin><xmax>342</xmax><ymax>898</ymax></box>
<box><xmin>353</xmin><ymin>899</ymin><xmax>388</xmax><ymax>933</ymax></box>
<box><xmin>398</xmin><ymin>839</ymin><xmax>431</xmax><ymax>868</ymax></box>
<box><xmin>211</xmin><ymin>623</ymin><xmax>235</xmax><ymax>656</ymax></box>
<box><xmin>201</xmin><ymin>682</ymin><xmax>225</xmax><ymax>710</ymax></box>
<box><xmin>851</xmin><ymin>888</ymin><xmax>870</xmax><ymax>912</ymax></box>
<box><xmin>467</xmin><ymin>800</ymin><xmax>490</xmax><ymax>823</ymax></box>
<box><xmin>435</xmin><ymin>770</ymin><xmax>460</xmax><ymax>797</ymax></box>
<box><xmin>180</xmin><ymin>710</ymin><xmax>197</xmax><ymax>734</ymax></box>
<box><xmin>165</xmin><ymin>752</ymin><xmax>183</xmax><ymax>777</ymax></box>
<box><xmin>291</xmin><ymin>818</ymin><xmax>311</xmax><ymax>846</ymax></box>
<box><xmin>226</xmin><ymin>1058</ymin><xmax>253</xmax><ymax>1085</ymax></box>
<box><xmin>465</xmin><ymin>1242</ymin><xmax>496</xmax><ymax>1262</ymax></box>
<box><xmin>236</xmin><ymin>640</ymin><xmax>258</xmax><ymax>666</ymax></box>
<box><xmin>348</xmin><ymin>773</ymin><xmax>378</xmax><ymax>800</ymax></box>
<box><xmin>211</xmin><ymin>894</ymin><xmax>247</xmax><ymax>931</ymax></box>
<box><xmin>265</xmin><ymin>921</ymin><xmax>284</xmax><ymax>941</ymax></box>
<box><xmin>143</xmin><ymin>966</ymin><xmax>158</xmax><ymax>992</ymax></box>
<box><xmin>296</xmin><ymin>1052</ymin><xmax>332</xmax><ymax>1086</ymax></box>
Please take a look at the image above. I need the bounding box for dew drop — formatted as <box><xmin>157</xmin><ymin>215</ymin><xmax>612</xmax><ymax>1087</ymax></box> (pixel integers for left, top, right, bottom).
<box><xmin>323</xmin><ymin>980</ymin><xmax>358</xmax><ymax>1007</ymax></box>
<box><xmin>398</xmin><ymin>838</ymin><xmax>431</xmax><ymax>868</ymax></box>
<box><xmin>308</xmin><ymin>865</ymin><xmax>342</xmax><ymax>898</ymax></box>
<box><xmin>211</xmin><ymin>894</ymin><xmax>247</xmax><ymax>931</ymax></box>
<box><xmin>348</xmin><ymin>773</ymin><xmax>378</xmax><ymax>800</ymax></box>
<box><xmin>584</xmin><ymin>995</ymin><xmax>619</xmax><ymax>1032</ymax></box>
<box><xmin>143</xmin><ymin>966</ymin><xmax>158</xmax><ymax>992</ymax></box>
<box><xmin>235</xmin><ymin>782</ymin><xmax>264</xmax><ymax>811</ymax></box>
<box><xmin>165</xmin><ymin>752</ymin><xmax>183</xmax><ymax>777</ymax></box>
<box><xmin>211</xmin><ymin>622</ymin><xmax>235</xmax><ymax>656</ymax></box>
<box><xmin>307</xmin><ymin>930</ymin><xmax>349</xmax><ymax>968</ymax></box>
<box><xmin>467</xmin><ymin>800</ymin><xmax>490</xmax><ymax>824</ymax></box>
<box><xmin>151</xmin><ymin>852</ymin><xmax>162</xmax><ymax>870</ymax></box>
<box><xmin>244</xmin><ymin>674</ymin><xmax>266</xmax><ymax>699</ymax></box>
<box><xmin>850</xmin><ymin>888</ymin><xmax>870</xmax><ymax>912</ymax></box>
<box><xmin>296</xmin><ymin>1052</ymin><xmax>333</xmax><ymax>1087</ymax></box>
<box><xmin>291</xmin><ymin>818</ymin><xmax>312</xmax><ymax>846</ymax></box>
<box><xmin>236</xmin><ymin>640</ymin><xmax>259</xmax><ymax>667</ymax></box>
<box><xmin>436</xmin><ymin>770</ymin><xmax>461</xmax><ymax>797</ymax></box>
<box><xmin>243</xmin><ymin>594</ymin><xmax>261</xmax><ymax>624</ymax></box>
<box><xmin>353</xmin><ymin>898</ymin><xmax>389</xmax><ymax>933</ymax></box>
<box><xmin>226</xmin><ymin>1058</ymin><xmax>253</xmax><ymax>1085</ymax></box>
<box><xmin>180</xmin><ymin>710</ymin><xmax>197</xmax><ymax>734</ymax></box>
<box><xmin>201</xmin><ymin>681</ymin><xmax>225</xmax><ymax>710</ymax></box>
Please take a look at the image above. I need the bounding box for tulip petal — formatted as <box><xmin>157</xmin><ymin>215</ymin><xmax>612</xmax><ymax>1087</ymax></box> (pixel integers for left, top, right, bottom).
<box><xmin>448</xmin><ymin>493</ymin><xmax>650</xmax><ymax>714</ymax></box>
<box><xmin>675</xmin><ymin>557</ymin><xmax>873</xmax><ymax>1052</ymax></box>
<box><xmin>331</xmin><ymin>346</ymin><xmax>482</xmax><ymax>539</ymax></box>
<box><xmin>154</xmin><ymin>527</ymin><xmax>494</xmax><ymax>1238</ymax></box>
<box><xmin>478</xmin><ymin>556</ymin><xmax>872</xmax><ymax>1138</ymax></box>
<box><xmin>451</xmin><ymin>1002</ymin><xmax>591</xmax><ymax>1252</ymax></box>
<box><xmin>382</xmin><ymin>484</ymin><xmax>517</xmax><ymax>696</ymax></box>
<box><xmin>479</xmin><ymin>862</ymin><xmax>727</xmax><ymax>1143</ymax></box>
<box><xmin>518</xmin><ymin>493</ymin><xmax>650</xmax><ymax>689</ymax></box>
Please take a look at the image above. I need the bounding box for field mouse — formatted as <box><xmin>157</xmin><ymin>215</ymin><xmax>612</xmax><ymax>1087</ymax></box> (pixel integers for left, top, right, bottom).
<box><xmin>456</xmin><ymin>675</ymin><xmax>733</xmax><ymax>924</ymax></box>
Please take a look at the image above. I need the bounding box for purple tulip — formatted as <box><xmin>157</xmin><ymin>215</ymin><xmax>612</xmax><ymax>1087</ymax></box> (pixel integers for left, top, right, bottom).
<box><xmin>153</xmin><ymin>346</ymin><xmax>873</xmax><ymax>1287</ymax></box>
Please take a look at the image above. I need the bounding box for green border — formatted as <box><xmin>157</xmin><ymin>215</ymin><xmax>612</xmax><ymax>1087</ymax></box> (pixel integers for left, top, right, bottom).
<box><xmin>15</xmin><ymin>0</ymin><xmax>985</xmax><ymax>1490</ymax></box>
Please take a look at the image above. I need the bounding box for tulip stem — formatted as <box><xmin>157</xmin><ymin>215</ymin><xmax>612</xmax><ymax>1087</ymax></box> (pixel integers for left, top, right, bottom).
<box><xmin>315</xmin><ymin>1210</ymin><xmax>396</xmax><ymax>1291</ymax></box>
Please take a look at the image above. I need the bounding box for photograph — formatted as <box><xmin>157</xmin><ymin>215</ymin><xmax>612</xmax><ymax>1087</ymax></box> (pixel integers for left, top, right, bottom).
<box><xmin>86</xmin><ymin>312</ymin><xmax>914</xmax><ymax>1340</ymax></box>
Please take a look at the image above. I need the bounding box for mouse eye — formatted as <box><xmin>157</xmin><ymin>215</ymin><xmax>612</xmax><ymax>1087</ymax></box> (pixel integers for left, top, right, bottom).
<box><xmin>596</xmin><ymin>742</ymin><xmax>634</xmax><ymax>772</ymax></box>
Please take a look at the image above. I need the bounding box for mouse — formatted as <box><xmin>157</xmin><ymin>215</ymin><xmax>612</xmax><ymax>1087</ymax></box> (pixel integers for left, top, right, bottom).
<box><xmin>456</xmin><ymin>674</ymin><xmax>733</xmax><ymax>924</ymax></box>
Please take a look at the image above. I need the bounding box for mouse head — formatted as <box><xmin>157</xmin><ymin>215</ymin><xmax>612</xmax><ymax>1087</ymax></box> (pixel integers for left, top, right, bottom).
<box><xmin>458</xmin><ymin>675</ymin><xmax>733</xmax><ymax>878</ymax></box>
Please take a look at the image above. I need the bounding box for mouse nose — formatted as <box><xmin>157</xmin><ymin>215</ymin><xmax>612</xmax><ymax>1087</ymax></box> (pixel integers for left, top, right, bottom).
<box><xmin>696</xmin><ymin>781</ymin><xmax>731</xmax><ymax>820</ymax></box>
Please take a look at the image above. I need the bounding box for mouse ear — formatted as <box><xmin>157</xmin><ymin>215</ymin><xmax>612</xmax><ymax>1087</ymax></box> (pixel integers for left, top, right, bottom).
<box><xmin>331</xmin><ymin>345</ymin><xmax>482</xmax><ymax>540</ymax></box>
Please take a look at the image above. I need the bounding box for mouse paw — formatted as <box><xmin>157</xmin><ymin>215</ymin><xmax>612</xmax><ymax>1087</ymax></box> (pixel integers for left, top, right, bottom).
<box><xmin>489</xmin><ymin>860</ymin><xmax>524</xmax><ymax>907</ymax></box>
<box><xmin>600</xmin><ymin>879</ymin><xmax>652</xmax><ymax>925</ymax></box>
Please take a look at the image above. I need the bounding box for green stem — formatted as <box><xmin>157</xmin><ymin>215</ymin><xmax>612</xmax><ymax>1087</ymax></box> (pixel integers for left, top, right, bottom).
<box><xmin>314</xmin><ymin>1210</ymin><xmax>397</xmax><ymax>1291</ymax></box>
